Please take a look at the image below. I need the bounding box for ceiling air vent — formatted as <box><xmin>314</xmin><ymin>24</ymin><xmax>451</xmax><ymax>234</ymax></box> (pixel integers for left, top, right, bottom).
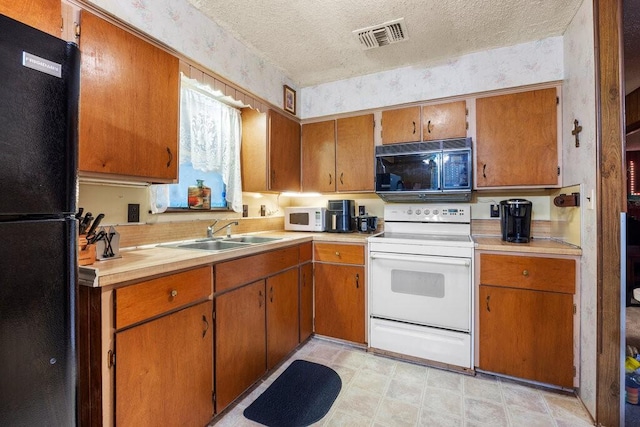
<box><xmin>353</xmin><ymin>18</ymin><xmax>408</xmax><ymax>50</ymax></box>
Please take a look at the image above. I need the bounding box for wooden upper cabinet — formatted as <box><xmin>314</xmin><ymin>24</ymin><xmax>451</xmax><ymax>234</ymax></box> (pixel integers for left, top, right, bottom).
<box><xmin>301</xmin><ymin>120</ymin><xmax>336</xmax><ymax>192</ymax></box>
<box><xmin>381</xmin><ymin>106</ymin><xmax>421</xmax><ymax>144</ymax></box>
<box><xmin>0</xmin><ymin>0</ymin><xmax>61</xmax><ymax>37</ymax></box>
<box><xmin>78</xmin><ymin>11</ymin><xmax>179</xmax><ymax>183</ymax></box>
<box><xmin>269</xmin><ymin>110</ymin><xmax>301</xmax><ymax>191</ymax></box>
<box><xmin>336</xmin><ymin>114</ymin><xmax>374</xmax><ymax>192</ymax></box>
<box><xmin>476</xmin><ymin>88</ymin><xmax>558</xmax><ymax>187</ymax></box>
<box><xmin>422</xmin><ymin>100</ymin><xmax>467</xmax><ymax>141</ymax></box>
<box><xmin>241</xmin><ymin>108</ymin><xmax>268</xmax><ymax>192</ymax></box>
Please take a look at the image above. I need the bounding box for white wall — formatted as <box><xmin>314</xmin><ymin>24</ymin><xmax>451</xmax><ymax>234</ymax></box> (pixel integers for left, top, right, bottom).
<box><xmin>561</xmin><ymin>0</ymin><xmax>597</xmax><ymax>416</ymax></box>
<box><xmin>300</xmin><ymin>37</ymin><xmax>563</xmax><ymax>119</ymax></box>
<box><xmin>87</xmin><ymin>0</ymin><xmax>295</xmax><ymax>110</ymax></box>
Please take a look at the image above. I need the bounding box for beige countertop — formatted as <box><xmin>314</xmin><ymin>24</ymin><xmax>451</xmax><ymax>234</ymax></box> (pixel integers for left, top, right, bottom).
<box><xmin>473</xmin><ymin>236</ymin><xmax>582</xmax><ymax>256</ymax></box>
<box><xmin>79</xmin><ymin>231</ymin><xmax>372</xmax><ymax>288</ymax></box>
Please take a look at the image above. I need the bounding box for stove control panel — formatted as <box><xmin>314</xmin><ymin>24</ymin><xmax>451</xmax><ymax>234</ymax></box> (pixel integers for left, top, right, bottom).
<box><xmin>384</xmin><ymin>203</ymin><xmax>471</xmax><ymax>223</ymax></box>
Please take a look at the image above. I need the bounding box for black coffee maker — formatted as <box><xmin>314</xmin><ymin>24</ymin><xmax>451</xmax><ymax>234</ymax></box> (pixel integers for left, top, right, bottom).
<box><xmin>500</xmin><ymin>199</ymin><xmax>532</xmax><ymax>243</ymax></box>
<box><xmin>326</xmin><ymin>199</ymin><xmax>355</xmax><ymax>232</ymax></box>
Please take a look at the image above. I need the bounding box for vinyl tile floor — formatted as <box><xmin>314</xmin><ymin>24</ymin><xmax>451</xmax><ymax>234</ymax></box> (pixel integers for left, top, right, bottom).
<box><xmin>210</xmin><ymin>337</ymin><xmax>595</xmax><ymax>427</ymax></box>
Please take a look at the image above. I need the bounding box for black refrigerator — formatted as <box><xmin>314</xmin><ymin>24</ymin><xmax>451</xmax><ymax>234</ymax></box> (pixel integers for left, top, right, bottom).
<box><xmin>0</xmin><ymin>14</ymin><xmax>80</xmax><ymax>426</ymax></box>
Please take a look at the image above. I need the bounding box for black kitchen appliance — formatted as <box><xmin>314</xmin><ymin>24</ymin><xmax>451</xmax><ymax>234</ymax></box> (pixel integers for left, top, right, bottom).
<box><xmin>355</xmin><ymin>215</ymin><xmax>378</xmax><ymax>233</ymax></box>
<box><xmin>0</xmin><ymin>14</ymin><xmax>80</xmax><ymax>425</ymax></box>
<box><xmin>500</xmin><ymin>199</ymin><xmax>533</xmax><ymax>243</ymax></box>
<box><xmin>326</xmin><ymin>200</ymin><xmax>355</xmax><ymax>232</ymax></box>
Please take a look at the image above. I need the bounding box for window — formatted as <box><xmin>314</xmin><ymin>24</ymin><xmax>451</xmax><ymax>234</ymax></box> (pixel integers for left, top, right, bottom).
<box><xmin>167</xmin><ymin>73</ymin><xmax>243</xmax><ymax>212</ymax></box>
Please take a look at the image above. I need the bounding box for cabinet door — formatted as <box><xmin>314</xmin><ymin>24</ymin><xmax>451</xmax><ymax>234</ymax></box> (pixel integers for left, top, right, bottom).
<box><xmin>0</xmin><ymin>0</ymin><xmax>61</xmax><ymax>37</ymax></box>
<box><xmin>476</xmin><ymin>88</ymin><xmax>558</xmax><ymax>187</ymax></box>
<box><xmin>479</xmin><ymin>285</ymin><xmax>573</xmax><ymax>387</ymax></box>
<box><xmin>116</xmin><ymin>301</ymin><xmax>213</xmax><ymax>426</ymax></box>
<box><xmin>422</xmin><ymin>101</ymin><xmax>467</xmax><ymax>141</ymax></box>
<box><xmin>301</xmin><ymin>120</ymin><xmax>336</xmax><ymax>192</ymax></box>
<box><xmin>299</xmin><ymin>262</ymin><xmax>314</xmax><ymax>343</ymax></box>
<box><xmin>336</xmin><ymin>114</ymin><xmax>374</xmax><ymax>192</ymax></box>
<box><xmin>269</xmin><ymin>110</ymin><xmax>301</xmax><ymax>191</ymax></box>
<box><xmin>241</xmin><ymin>107</ymin><xmax>268</xmax><ymax>191</ymax></box>
<box><xmin>267</xmin><ymin>268</ymin><xmax>300</xmax><ymax>370</ymax></box>
<box><xmin>79</xmin><ymin>11</ymin><xmax>179</xmax><ymax>182</ymax></box>
<box><xmin>215</xmin><ymin>280</ymin><xmax>266</xmax><ymax>412</ymax></box>
<box><xmin>314</xmin><ymin>263</ymin><xmax>365</xmax><ymax>343</ymax></box>
<box><xmin>381</xmin><ymin>106</ymin><xmax>421</xmax><ymax>144</ymax></box>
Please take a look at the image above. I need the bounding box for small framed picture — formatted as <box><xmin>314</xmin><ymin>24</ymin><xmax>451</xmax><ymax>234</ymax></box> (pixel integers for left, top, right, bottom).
<box><xmin>283</xmin><ymin>85</ymin><xmax>296</xmax><ymax>115</ymax></box>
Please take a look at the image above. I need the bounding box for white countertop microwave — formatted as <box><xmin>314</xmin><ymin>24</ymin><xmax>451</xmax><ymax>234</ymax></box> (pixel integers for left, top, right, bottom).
<box><xmin>284</xmin><ymin>207</ymin><xmax>326</xmax><ymax>232</ymax></box>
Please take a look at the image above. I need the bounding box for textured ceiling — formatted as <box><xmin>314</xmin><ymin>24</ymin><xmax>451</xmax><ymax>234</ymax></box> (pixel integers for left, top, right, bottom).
<box><xmin>187</xmin><ymin>0</ymin><xmax>584</xmax><ymax>87</ymax></box>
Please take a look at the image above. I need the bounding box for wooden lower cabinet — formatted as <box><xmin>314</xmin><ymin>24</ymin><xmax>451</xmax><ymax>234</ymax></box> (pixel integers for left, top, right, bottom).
<box><xmin>215</xmin><ymin>280</ymin><xmax>266</xmax><ymax>412</ymax></box>
<box><xmin>115</xmin><ymin>300</ymin><xmax>213</xmax><ymax>426</ymax></box>
<box><xmin>479</xmin><ymin>285</ymin><xmax>574</xmax><ymax>387</ymax></box>
<box><xmin>299</xmin><ymin>262</ymin><xmax>314</xmax><ymax>342</ymax></box>
<box><xmin>477</xmin><ymin>252</ymin><xmax>576</xmax><ymax>388</ymax></box>
<box><xmin>267</xmin><ymin>268</ymin><xmax>300</xmax><ymax>369</ymax></box>
<box><xmin>314</xmin><ymin>263</ymin><xmax>365</xmax><ymax>343</ymax></box>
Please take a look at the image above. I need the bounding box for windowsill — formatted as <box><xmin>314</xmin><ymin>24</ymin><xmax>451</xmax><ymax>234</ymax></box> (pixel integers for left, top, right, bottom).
<box><xmin>163</xmin><ymin>207</ymin><xmax>232</xmax><ymax>213</ymax></box>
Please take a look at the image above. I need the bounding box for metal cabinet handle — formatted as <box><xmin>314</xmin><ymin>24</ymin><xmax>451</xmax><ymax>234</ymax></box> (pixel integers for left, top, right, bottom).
<box><xmin>523</xmin><ymin>270</ymin><xmax>529</xmax><ymax>277</ymax></box>
<box><xmin>412</xmin><ymin>121</ymin><xmax>416</xmax><ymax>134</ymax></box>
<box><xmin>258</xmin><ymin>290</ymin><xmax>263</xmax><ymax>308</ymax></box>
<box><xmin>329</xmin><ymin>173</ymin><xmax>332</xmax><ymax>185</ymax></box>
<box><xmin>482</xmin><ymin>164</ymin><xmax>487</xmax><ymax>178</ymax></box>
<box><xmin>427</xmin><ymin>120</ymin><xmax>432</xmax><ymax>133</ymax></box>
<box><xmin>166</xmin><ymin>147</ymin><xmax>173</xmax><ymax>167</ymax></box>
<box><xmin>170</xmin><ymin>289</ymin><xmax>178</xmax><ymax>298</ymax></box>
<box><xmin>335</xmin><ymin>251</ymin><xmax>340</xmax><ymax>257</ymax></box>
<box><xmin>486</xmin><ymin>295</ymin><xmax>491</xmax><ymax>312</ymax></box>
<box><xmin>355</xmin><ymin>273</ymin><xmax>360</xmax><ymax>288</ymax></box>
<box><xmin>202</xmin><ymin>314</ymin><xmax>209</xmax><ymax>338</ymax></box>
<box><xmin>340</xmin><ymin>172</ymin><xmax>344</xmax><ymax>185</ymax></box>
<box><xmin>269</xmin><ymin>286</ymin><xmax>274</xmax><ymax>303</ymax></box>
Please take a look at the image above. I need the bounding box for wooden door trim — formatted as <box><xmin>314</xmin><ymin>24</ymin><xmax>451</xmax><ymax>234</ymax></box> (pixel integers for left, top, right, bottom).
<box><xmin>594</xmin><ymin>0</ymin><xmax>625</xmax><ymax>425</ymax></box>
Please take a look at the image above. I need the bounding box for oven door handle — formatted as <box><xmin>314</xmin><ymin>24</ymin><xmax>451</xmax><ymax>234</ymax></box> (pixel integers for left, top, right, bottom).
<box><xmin>370</xmin><ymin>253</ymin><xmax>471</xmax><ymax>266</ymax></box>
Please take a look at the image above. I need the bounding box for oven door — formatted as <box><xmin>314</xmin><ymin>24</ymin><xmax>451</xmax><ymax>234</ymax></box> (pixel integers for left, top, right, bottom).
<box><xmin>369</xmin><ymin>252</ymin><xmax>471</xmax><ymax>331</ymax></box>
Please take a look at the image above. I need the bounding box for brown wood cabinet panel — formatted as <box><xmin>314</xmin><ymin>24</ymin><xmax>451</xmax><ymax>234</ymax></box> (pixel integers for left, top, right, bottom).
<box><xmin>267</xmin><ymin>269</ymin><xmax>300</xmax><ymax>369</ymax></box>
<box><xmin>215</xmin><ymin>246</ymin><xmax>299</xmax><ymax>292</ymax></box>
<box><xmin>476</xmin><ymin>88</ymin><xmax>558</xmax><ymax>187</ymax></box>
<box><xmin>215</xmin><ymin>280</ymin><xmax>266</xmax><ymax>412</ymax></box>
<box><xmin>381</xmin><ymin>106</ymin><xmax>421</xmax><ymax>144</ymax></box>
<box><xmin>115</xmin><ymin>266</ymin><xmax>212</xmax><ymax>329</ymax></box>
<box><xmin>116</xmin><ymin>301</ymin><xmax>213</xmax><ymax>426</ymax></box>
<box><xmin>0</xmin><ymin>0</ymin><xmax>61</xmax><ymax>37</ymax></box>
<box><xmin>314</xmin><ymin>263</ymin><xmax>365</xmax><ymax>343</ymax></box>
<box><xmin>299</xmin><ymin>242</ymin><xmax>312</xmax><ymax>263</ymax></box>
<box><xmin>269</xmin><ymin>110</ymin><xmax>301</xmax><ymax>191</ymax></box>
<box><xmin>78</xmin><ymin>11</ymin><xmax>179</xmax><ymax>182</ymax></box>
<box><xmin>480</xmin><ymin>254</ymin><xmax>575</xmax><ymax>294</ymax></box>
<box><xmin>336</xmin><ymin>114</ymin><xmax>374</xmax><ymax>191</ymax></box>
<box><xmin>299</xmin><ymin>262</ymin><xmax>313</xmax><ymax>343</ymax></box>
<box><xmin>314</xmin><ymin>243</ymin><xmax>364</xmax><ymax>265</ymax></box>
<box><xmin>241</xmin><ymin>108</ymin><xmax>268</xmax><ymax>192</ymax></box>
<box><xmin>479</xmin><ymin>285</ymin><xmax>573</xmax><ymax>387</ymax></box>
<box><xmin>421</xmin><ymin>101</ymin><xmax>467</xmax><ymax>141</ymax></box>
<box><xmin>301</xmin><ymin>120</ymin><xmax>336</xmax><ymax>192</ymax></box>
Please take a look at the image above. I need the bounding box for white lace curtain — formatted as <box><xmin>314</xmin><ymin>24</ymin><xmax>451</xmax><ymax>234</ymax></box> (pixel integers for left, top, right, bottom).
<box><xmin>179</xmin><ymin>74</ymin><xmax>243</xmax><ymax>212</ymax></box>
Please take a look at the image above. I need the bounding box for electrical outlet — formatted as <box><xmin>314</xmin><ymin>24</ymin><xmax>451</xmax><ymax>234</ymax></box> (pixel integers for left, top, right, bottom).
<box><xmin>490</xmin><ymin>204</ymin><xmax>500</xmax><ymax>218</ymax></box>
<box><xmin>127</xmin><ymin>203</ymin><xmax>140</xmax><ymax>223</ymax></box>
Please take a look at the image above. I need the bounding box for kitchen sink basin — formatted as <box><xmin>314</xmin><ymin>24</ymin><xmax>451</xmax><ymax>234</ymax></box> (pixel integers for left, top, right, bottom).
<box><xmin>224</xmin><ymin>236</ymin><xmax>281</xmax><ymax>244</ymax></box>
<box><xmin>176</xmin><ymin>240</ymin><xmax>250</xmax><ymax>251</ymax></box>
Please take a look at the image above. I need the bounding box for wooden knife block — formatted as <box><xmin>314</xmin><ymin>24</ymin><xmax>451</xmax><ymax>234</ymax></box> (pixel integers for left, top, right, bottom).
<box><xmin>78</xmin><ymin>234</ymin><xmax>96</xmax><ymax>266</ymax></box>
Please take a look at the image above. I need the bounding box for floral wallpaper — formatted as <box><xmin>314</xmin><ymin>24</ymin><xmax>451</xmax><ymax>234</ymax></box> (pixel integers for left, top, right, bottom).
<box><xmin>87</xmin><ymin>0</ymin><xmax>294</xmax><ymax>112</ymax></box>
<box><xmin>300</xmin><ymin>36</ymin><xmax>563</xmax><ymax>119</ymax></box>
<box><xmin>562</xmin><ymin>0</ymin><xmax>597</xmax><ymax>417</ymax></box>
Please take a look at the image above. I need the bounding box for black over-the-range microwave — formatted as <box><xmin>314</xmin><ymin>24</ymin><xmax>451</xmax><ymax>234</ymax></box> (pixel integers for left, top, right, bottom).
<box><xmin>375</xmin><ymin>137</ymin><xmax>472</xmax><ymax>202</ymax></box>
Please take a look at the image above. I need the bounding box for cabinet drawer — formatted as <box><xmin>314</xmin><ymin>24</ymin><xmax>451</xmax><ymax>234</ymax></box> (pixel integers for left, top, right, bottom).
<box><xmin>314</xmin><ymin>243</ymin><xmax>364</xmax><ymax>265</ymax></box>
<box><xmin>115</xmin><ymin>265</ymin><xmax>212</xmax><ymax>329</ymax></box>
<box><xmin>215</xmin><ymin>246</ymin><xmax>299</xmax><ymax>293</ymax></box>
<box><xmin>480</xmin><ymin>254</ymin><xmax>575</xmax><ymax>294</ymax></box>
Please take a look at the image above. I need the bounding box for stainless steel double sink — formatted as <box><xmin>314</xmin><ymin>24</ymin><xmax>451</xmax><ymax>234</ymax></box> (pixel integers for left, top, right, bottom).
<box><xmin>162</xmin><ymin>235</ymin><xmax>281</xmax><ymax>252</ymax></box>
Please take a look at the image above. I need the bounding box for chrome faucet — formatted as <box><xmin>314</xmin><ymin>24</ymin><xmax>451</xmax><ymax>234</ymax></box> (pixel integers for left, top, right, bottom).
<box><xmin>207</xmin><ymin>220</ymin><xmax>238</xmax><ymax>238</ymax></box>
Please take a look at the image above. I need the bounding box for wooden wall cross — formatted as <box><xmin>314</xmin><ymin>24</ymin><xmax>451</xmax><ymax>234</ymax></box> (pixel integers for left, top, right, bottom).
<box><xmin>572</xmin><ymin>119</ymin><xmax>583</xmax><ymax>147</ymax></box>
